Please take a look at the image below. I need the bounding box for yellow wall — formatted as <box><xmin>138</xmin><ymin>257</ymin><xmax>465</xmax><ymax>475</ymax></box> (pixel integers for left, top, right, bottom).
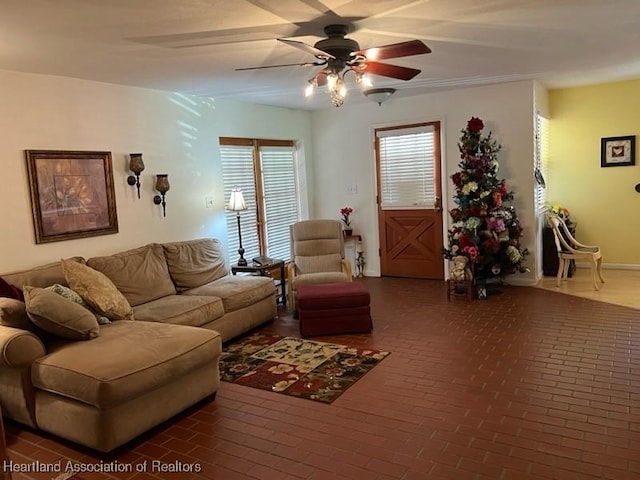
<box><xmin>549</xmin><ymin>79</ymin><xmax>640</xmax><ymax>265</ymax></box>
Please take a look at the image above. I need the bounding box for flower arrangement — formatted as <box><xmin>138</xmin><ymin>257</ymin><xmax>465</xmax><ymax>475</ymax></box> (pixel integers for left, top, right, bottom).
<box><xmin>340</xmin><ymin>206</ymin><xmax>353</xmax><ymax>227</ymax></box>
<box><xmin>442</xmin><ymin>117</ymin><xmax>529</xmax><ymax>279</ymax></box>
<box><xmin>549</xmin><ymin>203</ymin><xmax>572</xmax><ymax>228</ymax></box>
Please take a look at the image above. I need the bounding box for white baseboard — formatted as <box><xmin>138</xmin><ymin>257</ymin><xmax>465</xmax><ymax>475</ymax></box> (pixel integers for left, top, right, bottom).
<box><xmin>575</xmin><ymin>262</ymin><xmax>640</xmax><ymax>270</ymax></box>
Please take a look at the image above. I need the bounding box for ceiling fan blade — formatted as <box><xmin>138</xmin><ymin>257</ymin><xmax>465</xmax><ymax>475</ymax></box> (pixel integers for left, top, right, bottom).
<box><xmin>277</xmin><ymin>38</ymin><xmax>335</xmax><ymax>59</ymax></box>
<box><xmin>353</xmin><ymin>40</ymin><xmax>431</xmax><ymax>61</ymax></box>
<box><xmin>360</xmin><ymin>61</ymin><xmax>421</xmax><ymax>80</ymax></box>
<box><xmin>236</xmin><ymin>61</ymin><xmax>324</xmax><ymax>71</ymax></box>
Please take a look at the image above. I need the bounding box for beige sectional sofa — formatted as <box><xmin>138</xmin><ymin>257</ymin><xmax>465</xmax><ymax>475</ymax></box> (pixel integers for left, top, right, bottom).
<box><xmin>0</xmin><ymin>238</ymin><xmax>277</xmax><ymax>452</ymax></box>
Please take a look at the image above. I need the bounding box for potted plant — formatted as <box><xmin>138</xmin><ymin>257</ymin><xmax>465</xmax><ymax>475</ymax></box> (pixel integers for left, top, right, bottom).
<box><xmin>340</xmin><ymin>206</ymin><xmax>353</xmax><ymax>236</ymax></box>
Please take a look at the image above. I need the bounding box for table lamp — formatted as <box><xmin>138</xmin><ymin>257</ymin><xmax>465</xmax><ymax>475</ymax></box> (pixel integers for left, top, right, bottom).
<box><xmin>227</xmin><ymin>188</ymin><xmax>248</xmax><ymax>266</ymax></box>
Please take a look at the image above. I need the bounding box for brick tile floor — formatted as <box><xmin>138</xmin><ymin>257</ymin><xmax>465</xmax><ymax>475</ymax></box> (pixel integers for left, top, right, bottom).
<box><xmin>4</xmin><ymin>277</ymin><xmax>640</xmax><ymax>479</ymax></box>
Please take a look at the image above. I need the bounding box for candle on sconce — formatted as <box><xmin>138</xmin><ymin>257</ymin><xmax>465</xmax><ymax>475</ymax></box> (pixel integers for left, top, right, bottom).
<box><xmin>356</xmin><ymin>241</ymin><xmax>363</xmax><ymax>253</ymax></box>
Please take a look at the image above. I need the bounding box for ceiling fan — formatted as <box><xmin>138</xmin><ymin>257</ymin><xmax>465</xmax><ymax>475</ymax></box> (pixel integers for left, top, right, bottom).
<box><xmin>236</xmin><ymin>24</ymin><xmax>431</xmax><ymax>107</ymax></box>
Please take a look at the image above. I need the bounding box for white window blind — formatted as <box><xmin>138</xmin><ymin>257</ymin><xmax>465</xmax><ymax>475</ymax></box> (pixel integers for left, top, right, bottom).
<box><xmin>260</xmin><ymin>145</ymin><xmax>298</xmax><ymax>260</ymax></box>
<box><xmin>220</xmin><ymin>139</ymin><xmax>299</xmax><ymax>265</ymax></box>
<box><xmin>377</xmin><ymin>125</ymin><xmax>436</xmax><ymax>209</ymax></box>
<box><xmin>534</xmin><ymin>112</ymin><xmax>549</xmax><ymax>213</ymax></box>
<box><xmin>221</xmin><ymin>144</ymin><xmax>260</xmax><ymax>263</ymax></box>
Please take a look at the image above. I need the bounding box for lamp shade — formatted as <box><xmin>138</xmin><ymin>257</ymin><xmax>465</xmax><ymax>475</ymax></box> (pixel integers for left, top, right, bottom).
<box><xmin>227</xmin><ymin>188</ymin><xmax>247</xmax><ymax>212</ymax></box>
<box><xmin>155</xmin><ymin>174</ymin><xmax>170</xmax><ymax>194</ymax></box>
<box><xmin>129</xmin><ymin>153</ymin><xmax>145</xmax><ymax>174</ymax></box>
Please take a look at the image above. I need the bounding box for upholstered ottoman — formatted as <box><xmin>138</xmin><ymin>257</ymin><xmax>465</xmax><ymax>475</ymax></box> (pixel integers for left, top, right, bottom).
<box><xmin>297</xmin><ymin>282</ymin><xmax>372</xmax><ymax>337</ymax></box>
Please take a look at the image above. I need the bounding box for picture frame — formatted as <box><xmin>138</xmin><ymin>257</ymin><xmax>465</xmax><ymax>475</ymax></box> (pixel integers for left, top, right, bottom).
<box><xmin>600</xmin><ymin>135</ymin><xmax>636</xmax><ymax>167</ymax></box>
<box><xmin>25</xmin><ymin>150</ymin><xmax>119</xmax><ymax>244</ymax></box>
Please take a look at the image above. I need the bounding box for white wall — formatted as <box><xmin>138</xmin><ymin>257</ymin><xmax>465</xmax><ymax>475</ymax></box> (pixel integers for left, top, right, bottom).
<box><xmin>310</xmin><ymin>80</ymin><xmax>537</xmax><ymax>284</ymax></box>
<box><xmin>0</xmin><ymin>70</ymin><xmax>313</xmax><ymax>272</ymax></box>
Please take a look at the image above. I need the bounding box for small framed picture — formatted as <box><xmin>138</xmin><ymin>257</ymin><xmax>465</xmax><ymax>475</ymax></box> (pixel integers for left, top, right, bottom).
<box><xmin>601</xmin><ymin>135</ymin><xmax>636</xmax><ymax>167</ymax></box>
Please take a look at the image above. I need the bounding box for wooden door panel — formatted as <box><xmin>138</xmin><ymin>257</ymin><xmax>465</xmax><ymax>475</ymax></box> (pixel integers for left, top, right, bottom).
<box><xmin>379</xmin><ymin>209</ymin><xmax>443</xmax><ymax>278</ymax></box>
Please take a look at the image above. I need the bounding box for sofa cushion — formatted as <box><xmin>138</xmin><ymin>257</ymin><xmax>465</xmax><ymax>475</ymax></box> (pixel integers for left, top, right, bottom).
<box><xmin>183</xmin><ymin>275</ymin><xmax>275</xmax><ymax>313</ymax></box>
<box><xmin>61</xmin><ymin>260</ymin><xmax>134</xmax><ymax>321</ymax></box>
<box><xmin>132</xmin><ymin>294</ymin><xmax>224</xmax><ymax>327</ymax></box>
<box><xmin>23</xmin><ymin>286</ymin><xmax>100</xmax><ymax>340</ymax></box>
<box><xmin>32</xmin><ymin>321</ymin><xmax>221</xmax><ymax>409</ymax></box>
<box><xmin>1</xmin><ymin>257</ymin><xmax>85</xmax><ymax>291</ymax></box>
<box><xmin>45</xmin><ymin>284</ymin><xmax>110</xmax><ymax>325</ymax></box>
<box><xmin>0</xmin><ymin>298</ymin><xmax>31</xmax><ymax>331</ymax></box>
<box><xmin>87</xmin><ymin>244</ymin><xmax>176</xmax><ymax>307</ymax></box>
<box><xmin>162</xmin><ymin>238</ymin><xmax>228</xmax><ymax>290</ymax></box>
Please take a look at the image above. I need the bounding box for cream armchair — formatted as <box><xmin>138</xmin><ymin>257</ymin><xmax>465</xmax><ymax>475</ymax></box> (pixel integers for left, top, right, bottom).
<box><xmin>287</xmin><ymin>219</ymin><xmax>352</xmax><ymax>311</ymax></box>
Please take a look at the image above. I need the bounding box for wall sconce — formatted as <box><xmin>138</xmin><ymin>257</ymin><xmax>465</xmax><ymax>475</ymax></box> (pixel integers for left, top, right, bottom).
<box><xmin>126</xmin><ymin>153</ymin><xmax>145</xmax><ymax>198</ymax></box>
<box><xmin>153</xmin><ymin>174</ymin><xmax>170</xmax><ymax>217</ymax></box>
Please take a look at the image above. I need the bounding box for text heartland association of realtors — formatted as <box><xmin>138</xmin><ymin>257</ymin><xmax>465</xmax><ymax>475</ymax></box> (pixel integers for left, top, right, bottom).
<box><xmin>2</xmin><ymin>459</ymin><xmax>202</xmax><ymax>473</ymax></box>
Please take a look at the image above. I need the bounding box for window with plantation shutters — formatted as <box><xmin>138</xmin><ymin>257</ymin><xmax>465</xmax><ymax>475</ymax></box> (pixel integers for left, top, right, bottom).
<box><xmin>220</xmin><ymin>138</ymin><xmax>299</xmax><ymax>265</ymax></box>
<box><xmin>534</xmin><ymin>112</ymin><xmax>549</xmax><ymax>213</ymax></box>
<box><xmin>376</xmin><ymin>124</ymin><xmax>437</xmax><ymax>209</ymax></box>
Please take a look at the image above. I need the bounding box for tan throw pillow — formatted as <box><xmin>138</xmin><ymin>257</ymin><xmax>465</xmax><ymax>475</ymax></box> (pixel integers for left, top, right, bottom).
<box><xmin>45</xmin><ymin>284</ymin><xmax>111</xmax><ymax>325</ymax></box>
<box><xmin>23</xmin><ymin>286</ymin><xmax>99</xmax><ymax>340</ymax></box>
<box><xmin>61</xmin><ymin>259</ymin><xmax>134</xmax><ymax>321</ymax></box>
<box><xmin>0</xmin><ymin>297</ymin><xmax>31</xmax><ymax>330</ymax></box>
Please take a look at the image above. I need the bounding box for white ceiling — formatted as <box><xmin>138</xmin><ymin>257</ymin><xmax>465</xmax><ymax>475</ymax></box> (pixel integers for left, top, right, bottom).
<box><xmin>3</xmin><ymin>0</ymin><xmax>640</xmax><ymax>110</ymax></box>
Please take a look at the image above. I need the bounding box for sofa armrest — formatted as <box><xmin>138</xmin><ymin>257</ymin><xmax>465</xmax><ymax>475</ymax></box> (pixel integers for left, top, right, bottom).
<box><xmin>0</xmin><ymin>326</ymin><xmax>46</xmax><ymax>368</ymax></box>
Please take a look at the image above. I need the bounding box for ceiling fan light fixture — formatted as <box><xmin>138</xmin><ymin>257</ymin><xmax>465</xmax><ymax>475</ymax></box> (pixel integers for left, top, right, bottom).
<box><xmin>356</xmin><ymin>73</ymin><xmax>373</xmax><ymax>87</ymax></box>
<box><xmin>326</xmin><ymin>72</ymin><xmax>338</xmax><ymax>89</ymax></box>
<box><xmin>364</xmin><ymin>87</ymin><xmax>396</xmax><ymax>106</ymax></box>
<box><xmin>330</xmin><ymin>77</ymin><xmax>347</xmax><ymax>107</ymax></box>
<box><xmin>305</xmin><ymin>83</ymin><xmax>315</xmax><ymax>97</ymax></box>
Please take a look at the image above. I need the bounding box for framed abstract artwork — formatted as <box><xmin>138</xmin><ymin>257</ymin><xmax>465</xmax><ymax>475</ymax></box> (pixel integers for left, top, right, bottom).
<box><xmin>600</xmin><ymin>135</ymin><xmax>636</xmax><ymax>167</ymax></box>
<box><xmin>25</xmin><ymin>150</ymin><xmax>119</xmax><ymax>244</ymax></box>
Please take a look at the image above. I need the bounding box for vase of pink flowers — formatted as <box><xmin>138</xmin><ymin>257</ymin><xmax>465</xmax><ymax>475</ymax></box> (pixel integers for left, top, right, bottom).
<box><xmin>340</xmin><ymin>206</ymin><xmax>353</xmax><ymax>236</ymax></box>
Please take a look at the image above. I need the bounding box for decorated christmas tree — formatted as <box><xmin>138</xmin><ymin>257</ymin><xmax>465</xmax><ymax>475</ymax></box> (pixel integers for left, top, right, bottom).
<box><xmin>442</xmin><ymin>117</ymin><xmax>528</xmax><ymax>281</ymax></box>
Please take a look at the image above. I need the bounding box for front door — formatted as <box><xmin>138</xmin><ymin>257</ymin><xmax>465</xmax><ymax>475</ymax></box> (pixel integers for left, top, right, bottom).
<box><xmin>375</xmin><ymin>122</ymin><xmax>444</xmax><ymax>279</ymax></box>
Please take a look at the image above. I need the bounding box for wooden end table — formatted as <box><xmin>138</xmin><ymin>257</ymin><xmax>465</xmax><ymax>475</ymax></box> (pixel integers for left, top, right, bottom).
<box><xmin>231</xmin><ymin>259</ymin><xmax>287</xmax><ymax>307</ymax></box>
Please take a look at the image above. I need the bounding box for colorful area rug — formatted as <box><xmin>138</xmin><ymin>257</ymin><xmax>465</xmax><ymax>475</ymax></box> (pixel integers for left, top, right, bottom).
<box><xmin>219</xmin><ymin>333</ymin><xmax>390</xmax><ymax>404</ymax></box>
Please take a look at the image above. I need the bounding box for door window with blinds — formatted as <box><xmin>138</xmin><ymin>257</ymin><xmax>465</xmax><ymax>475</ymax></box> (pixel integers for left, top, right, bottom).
<box><xmin>376</xmin><ymin>124</ymin><xmax>438</xmax><ymax>209</ymax></box>
<box><xmin>220</xmin><ymin>138</ymin><xmax>299</xmax><ymax>264</ymax></box>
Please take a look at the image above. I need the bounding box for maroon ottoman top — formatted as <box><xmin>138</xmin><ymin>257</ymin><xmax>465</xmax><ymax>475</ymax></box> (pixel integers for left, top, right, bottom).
<box><xmin>297</xmin><ymin>282</ymin><xmax>370</xmax><ymax>310</ymax></box>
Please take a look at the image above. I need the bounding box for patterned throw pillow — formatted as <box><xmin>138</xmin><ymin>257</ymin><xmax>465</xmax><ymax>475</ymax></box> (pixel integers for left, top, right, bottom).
<box><xmin>45</xmin><ymin>284</ymin><xmax>111</xmax><ymax>325</ymax></box>
<box><xmin>61</xmin><ymin>259</ymin><xmax>134</xmax><ymax>321</ymax></box>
